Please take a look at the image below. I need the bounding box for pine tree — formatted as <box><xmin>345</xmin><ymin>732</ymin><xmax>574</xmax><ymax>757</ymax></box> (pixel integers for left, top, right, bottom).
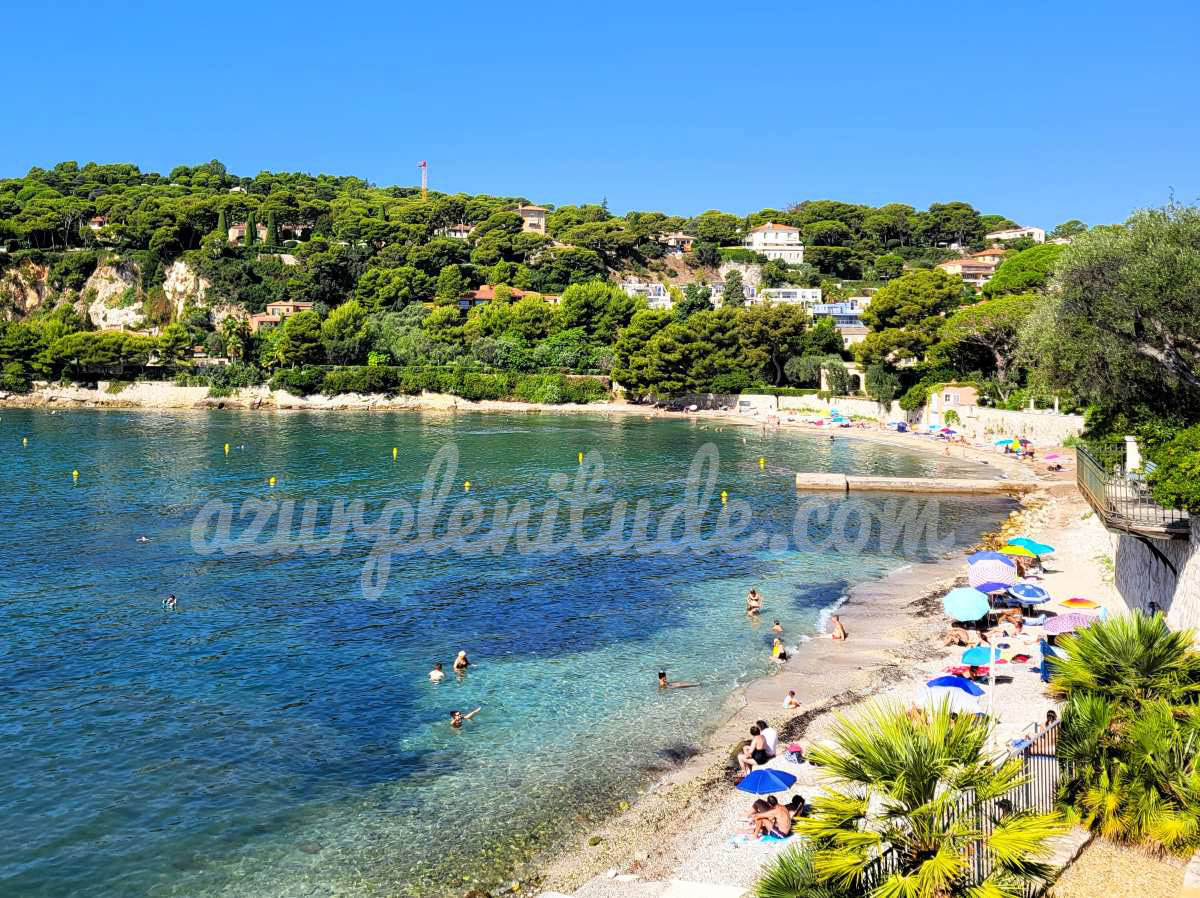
<box><xmin>216</xmin><ymin>208</ymin><xmax>228</xmax><ymax>240</ymax></box>
<box><xmin>722</xmin><ymin>269</ymin><xmax>745</xmax><ymax>307</ymax></box>
<box><xmin>266</xmin><ymin>211</ymin><xmax>279</xmax><ymax>247</ymax></box>
<box><xmin>245</xmin><ymin>211</ymin><xmax>257</xmax><ymax>247</ymax></box>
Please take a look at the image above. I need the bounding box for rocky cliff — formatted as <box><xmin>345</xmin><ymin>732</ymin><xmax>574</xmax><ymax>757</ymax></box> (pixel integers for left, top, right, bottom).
<box><xmin>84</xmin><ymin>260</ymin><xmax>144</xmax><ymax>330</ymax></box>
<box><xmin>0</xmin><ymin>260</ymin><xmax>51</xmax><ymax>319</ymax></box>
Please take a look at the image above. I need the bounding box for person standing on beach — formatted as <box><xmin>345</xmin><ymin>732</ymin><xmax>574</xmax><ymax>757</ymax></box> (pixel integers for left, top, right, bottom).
<box><xmin>830</xmin><ymin>615</ymin><xmax>847</xmax><ymax>641</ymax></box>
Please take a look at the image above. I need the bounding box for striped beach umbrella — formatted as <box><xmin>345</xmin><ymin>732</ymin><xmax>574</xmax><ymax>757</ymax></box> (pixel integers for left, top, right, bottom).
<box><xmin>967</xmin><ymin>551</ymin><xmax>1016</xmax><ymax>566</ymax></box>
<box><xmin>1044</xmin><ymin>613</ymin><xmax>1097</xmax><ymax>635</ymax></box>
<box><xmin>968</xmin><ymin>558</ymin><xmax>1018</xmax><ymax>590</ymax></box>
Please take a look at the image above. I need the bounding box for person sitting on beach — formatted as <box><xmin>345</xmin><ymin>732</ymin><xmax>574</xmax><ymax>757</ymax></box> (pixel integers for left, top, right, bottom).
<box><xmin>771</xmin><ymin>619</ymin><xmax>783</xmax><ymax>634</ymax></box>
<box><xmin>746</xmin><ymin>590</ymin><xmax>763</xmax><ymax>616</ymax></box>
<box><xmin>429</xmin><ymin>662</ymin><xmax>445</xmax><ymax>683</ymax></box>
<box><xmin>749</xmin><ymin>795</ymin><xmax>792</xmax><ymax>838</ymax></box>
<box><xmin>785</xmin><ymin>794</ymin><xmax>806</xmax><ymax>820</ymax></box>
<box><xmin>830</xmin><ymin>615</ymin><xmax>847</xmax><ymax>641</ymax></box>
<box><xmin>449</xmin><ymin>707</ymin><xmax>481</xmax><ymax>729</ymax></box>
<box><xmin>737</xmin><ymin>725</ymin><xmax>769</xmax><ymax>776</ymax></box>
<box><xmin>783</xmin><ymin>689</ymin><xmax>800</xmax><ymax>709</ymax></box>
<box><xmin>771</xmin><ymin>638</ymin><xmax>789</xmax><ymax>662</ymax></box>
<box><xmin>743</xmin><ymin>799</ymin><xmax>770</xmax><ymax>835</ymax></box>
<box><xmin>453</xmin><ymin>650</ymin><xmax>470</xmax><ymax>672</ymax></box>
<box><xmin>756</xmin><ymin>720</ymin><xmax>779</xmax><ymax>758</ymax></box>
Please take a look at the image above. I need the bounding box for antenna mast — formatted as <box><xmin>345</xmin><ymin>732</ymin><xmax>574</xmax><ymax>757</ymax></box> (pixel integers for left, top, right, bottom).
<box><xmin>417</xmin><ymin>160</ymin><xmax>428</xmax><ymax>199</ymax></box>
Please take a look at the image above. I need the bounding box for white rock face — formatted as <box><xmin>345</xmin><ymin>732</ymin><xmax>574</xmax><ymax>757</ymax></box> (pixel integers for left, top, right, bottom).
<box><xmin>85</xmin><ymin>260</ymin><xmax>144</xmax><ymax>330</ymax></box>
<box><xmin>162</xmin><ymin>260</ymin><xmax>210</xmax><ymax>318</ymax></box>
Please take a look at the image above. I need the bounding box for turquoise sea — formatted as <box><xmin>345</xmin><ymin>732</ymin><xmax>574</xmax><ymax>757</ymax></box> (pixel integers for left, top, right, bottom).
<box><xmin>0</xmin><ymin>410</ymin><xmax>1014</xmax><ymax>896</ymax></box>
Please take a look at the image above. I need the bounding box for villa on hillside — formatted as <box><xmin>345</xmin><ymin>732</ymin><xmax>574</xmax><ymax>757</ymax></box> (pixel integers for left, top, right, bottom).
<box><xmin>515</xmin><ymin>204</ymin><xmax>547</xmax><ymax>234</ymax></box>
<box><xmin>743</xmin><ymin>222</ymin><xmax>805</xmax><ymax>263</ymax></box>
<box><xmin>985</xmin><ymin>225</ymin><xmax>1045</xmax><ymax>244</ymax></box>
<box><xmin>88</xmin><ymin>215</ymin><xmax>108</xmax><ymax>231</ymax></box>
<box><xmin>228</xmin><ymin>222</ymin><xmax>269</xmax><ymax>245</ymax></box>
<box><xmin>248</xmin><ymin>300</ymin><xmax>314</xmax><ymax>333</ymax></box>
<box><xmin>971</xmin><ymin>248</ymin><xmax>1006</xmax><ymax>265</ymax></box>
<box><xmin>618</xmin><ymin>281</ymin><xmax>673</xmax><ymax>309</ymax></box>
<box><xmin>756</xmin><ymin>287</ymin><xmax>822</xmax><ymax>306</ymax></box>
<box><xmin>457</xmin><ymin>285</ymin><xmax>560</xmax><ymax>310</ymax></box>
<box><xmin>438</xmin><ymin>223</ymin><xmax>473</xmax><ymax>240</ymax></box>
<box><xmin>660</xmin><ymin>232</ymin><xmax>697</xmax><ymax>254</ymax></box>
<box><xmin>810</xmin><ymin>301</ymin><xmax>870</xmax><ymax>350</ymax></box>
<box><xmin>936</xmin><ymin>257</ymin><xmax>998</xmax><ymax>287</ymax></box>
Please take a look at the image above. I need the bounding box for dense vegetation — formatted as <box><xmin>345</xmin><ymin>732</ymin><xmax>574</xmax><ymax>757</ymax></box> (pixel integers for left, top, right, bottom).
<box><xmin>1051</xmin><ymin>613</ymin><xmax>1200</xmax><ymax>853</ymax></box>
<box><xmin>0</xmin><ymin>159</ymin><xmax>1070</xmax><ymax>403</ymax></box>
<box><xmin>755</xmin><ymin>703</ymin><xmax>1064</xmax><ymax>898</ymax></box>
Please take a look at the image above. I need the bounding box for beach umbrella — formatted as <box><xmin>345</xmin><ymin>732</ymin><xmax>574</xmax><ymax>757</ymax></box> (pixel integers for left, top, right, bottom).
<box><xmin>968</xmin><ymin>558</ymin><xmax>1018</xmax><ymax>591</ymax></box>
<box><xmin>926</xmin><ymin>675</ymin><xmax>985</xmax><ymax>696</ymax></box>
<box><xmin>1044</xmin><ymin>613</ymin><xmax>1097</xmax><ymax>635</ymax></box>
<box><xmin>1009</xmin><ymin>583</ymin><xmax>1049</xmax><ymax>605</ymax></box>
<box><xmin>994</xmin><ymin>438</ymin><xmax>1013</xmax><ymax>446</ymax></box>
<box><xmin>924</xmin><ymin>687</ymin><xmax>982</xmax><ymax>713</ymax></box>
<box><xmin>943</xmin><ymin>587</ymin><xmax>989</xmax><ymax>621</ymax></box>
<box><xmin>1000</xmin><ymin>545</ymin><xmax>1036</xmax><ymax>558</ymax></box>
<box><xmin>962</xmin><ymin>646</ymin><xmax>1002</xmax><ymax>666</ymax></box>
<box><xmin>1008</xmin><ymin>538</ymin><xmax>1055</xmax><ymax>555</ymax></box>
<box><xmin>1045</xmin><ymin>453</ymin><xmax>1061</xmax><ymax>460</ymax></box>
<box><xmin>967</xmin><ymin>551</ymin><xmax>1016</xmax><ymax>566</ymax></box>
<box><xmin>737</xmin><ymin>768</ymin><xmax>797</xmax><ymax>794</ymax></box>
<box><xmin>1061</xmin><ymin>597</ymin><xmax>1100</xmax><ymax>609</ymax></box>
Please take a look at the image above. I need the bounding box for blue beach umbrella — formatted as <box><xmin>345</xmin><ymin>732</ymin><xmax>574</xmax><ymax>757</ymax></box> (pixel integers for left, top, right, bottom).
<box><xmin>1009</xmin><ymin>583</ymin><xmax>1049</xmax><ymax>605</ymax></box>
<box><xmin>962</xmin><ymin>646</ymin><xmax>1002</xmax><ymax>666</ymax></box>
<box><xmin>737</xmin><ymin>768</ymin><xmax>798</xmax><ymax>794</ymax></box>
<box><xmin>926</xmin><ymin>675</ymin><xmax>985</xmax><ymax>696</ymax></box>
<box><xmin>943</xmin><ymin>587</ymin><xmax>989</xmax><ymax>621</ymax></box>
<box><xmin>925</xmin><ymin>687</ymin><xmax>983</xmax><ymax>713</ymax></box>
<box><xmin>973</xmin><ymin>581</ymin><xmax>1014</xmax><ymax>594</ymax></box>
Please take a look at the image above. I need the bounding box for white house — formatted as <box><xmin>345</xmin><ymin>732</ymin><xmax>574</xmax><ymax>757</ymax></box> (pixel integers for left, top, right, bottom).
<box><xmin>985</xmin><ymin>226</ymin><xmax>1045</xmax><ymax>244</ymax></box>
<box><xmin>757</xmin><ymin>287</ymin><xmax>822</xmax><ymax>306</ymax></box>
<box><xmin>438</xmin><ymin>223</ymin><xmax>473</xmax><ymax>240</ymax></box>
<box><xmin>619</xmin><ymin>281</ymin><xmax>673</xmax><ymax>309</ymax></box>
<box><xmin>515</xmin><ymin>204</ymin><xmax>548</xmax><ymax>234</ymax></box>
<box><xmin>743</xmin><ymin>222</ymin><xmax>805</xmax><ymax>264</ymax></box>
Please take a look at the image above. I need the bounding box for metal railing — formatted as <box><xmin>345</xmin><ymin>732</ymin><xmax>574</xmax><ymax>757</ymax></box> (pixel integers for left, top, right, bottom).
<box><xmin>1075</xmin><ymin>446</ymin><xmax>1189</xmax><ymax>536</ymax></box>
<box><xmin>859</xmin><ymin>719</ymin><xmax>1065</xmax><ymax>897</ymax></box>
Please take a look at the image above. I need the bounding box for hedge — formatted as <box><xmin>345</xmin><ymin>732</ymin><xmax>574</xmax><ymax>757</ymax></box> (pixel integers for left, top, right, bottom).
<box><xmin>267</xmin><ymin>365</ymin><xmax>608</xmax><ymax>405</ymax></box>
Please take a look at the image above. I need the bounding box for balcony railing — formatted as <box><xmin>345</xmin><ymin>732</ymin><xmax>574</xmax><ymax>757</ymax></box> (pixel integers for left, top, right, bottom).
<box><xmin>1075</xmin><ymin>446</ymin><xmax>1189</xmax><ymax>539</ymax></box>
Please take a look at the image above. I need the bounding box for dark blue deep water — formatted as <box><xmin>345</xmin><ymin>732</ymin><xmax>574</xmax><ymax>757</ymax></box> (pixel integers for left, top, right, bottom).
<box><xmin>0</xmin><ymin>409</ymin><xmax>1012</xmax><ymax>896</ymax></box>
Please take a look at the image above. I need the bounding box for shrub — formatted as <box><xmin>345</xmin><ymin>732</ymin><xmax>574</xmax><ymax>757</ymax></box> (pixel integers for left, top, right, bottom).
<box><xmin>717</xmin><ymin>247</ymin><xmax>766</xmax><ymax>264</ymax></box>
<box><xmin>709</xmin><ymin>371</ymin><xmax>754</xmax><ymax>394</ymax></box>
<box><xmin>513</xmin><ymin>373</ymin><xmax>565</xmax><ymax>404</ymax></box>
<box><xmin>270</xmin><ymin>366</ymin><xmax>325</xmax><ymax>396</ymax></box>
<box><xmin>1147</xmin><ymin>423</ymin><xmax>1200</xmax><ymax>511</ymax></box>
<box><xmin>0</xmin><ymin>361</ymin><xmax>31</xmax><ymax>393</ymax></box>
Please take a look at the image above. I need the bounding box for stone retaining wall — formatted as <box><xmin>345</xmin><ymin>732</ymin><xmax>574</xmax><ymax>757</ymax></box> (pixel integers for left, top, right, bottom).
<box><xmin>1114</xmin><ymin>519</ymin><xmax>1200</xmax><ymax>634</ymax></box>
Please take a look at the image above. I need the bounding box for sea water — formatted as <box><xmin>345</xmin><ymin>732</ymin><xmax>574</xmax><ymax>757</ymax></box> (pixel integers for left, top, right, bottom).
<box><xmin>0</xmin><ymin>410</ymin><xmax>1013</xmax><ymax>896</ymax></box>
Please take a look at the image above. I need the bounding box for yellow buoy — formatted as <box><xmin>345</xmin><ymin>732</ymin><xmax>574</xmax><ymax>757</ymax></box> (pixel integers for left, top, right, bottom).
<box><xmin>758</xmin><ymin>457</ymin><xmax>765</xmax><ymax>469</ymax></box>
<box><xmin>578</xmin><ymin>451</ymin><xmax>583</xmax><ymax>464</ymax></box>
<box><xmin>720</xmin><ymin>490</ymin><xmax>728</xmax><ymax>505</ymax></box>
<box><xmin>464</xmin><ymin>480</ymin><xmax>471</xmax><ymax>492</ymax></box>
<box><xmin>392</xmin><ymin>447</ymin><xmax>398</xmax><ymax>460</ymax></box>
<box><xmin>72</xmin><ymin>469</ymin><xmax>79</xmax><ymax>480</ymax></box>
<box><xmin>22</xmin><ymin>437</ymin><xmax>28</xmax><ymax>446</ymax></box>
<box><xmin>224</xmin><ymin>443</ymin><xmax>230</xmax><ymax>455</ymax></box>
<box><xmin>268</xmin><ymin>476</ymin><xmax>277</xmax><ymax>487</ymax></box>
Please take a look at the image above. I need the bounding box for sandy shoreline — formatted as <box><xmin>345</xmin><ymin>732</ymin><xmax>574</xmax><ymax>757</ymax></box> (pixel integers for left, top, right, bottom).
<box><xmin>530</xmin><ymin>482</ymin><xmax>1112</xmax><ymax>897</ymax></box>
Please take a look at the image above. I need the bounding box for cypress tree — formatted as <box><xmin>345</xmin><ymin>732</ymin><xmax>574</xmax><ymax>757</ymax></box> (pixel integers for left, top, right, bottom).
<box><xmin>266</xmin><ymin>211</ymin><xmax>279</xmax><ymax>247</ymax></box>
<box><xmin>216</xmin><ymin>208</ymin><xmax>228</xmax><ymax>240</ymax></box>
<box><xmin>245</xmin><ymin>211</ymin><xmax>257</xmax><ymax>247</ymax></box>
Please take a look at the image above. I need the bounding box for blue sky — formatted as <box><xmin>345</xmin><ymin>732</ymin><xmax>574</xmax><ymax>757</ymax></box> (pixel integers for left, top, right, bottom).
<box><xmin>8</xmin><ymin>1</ymin><xmax>1197</xmax><ymax>227</ymax></box>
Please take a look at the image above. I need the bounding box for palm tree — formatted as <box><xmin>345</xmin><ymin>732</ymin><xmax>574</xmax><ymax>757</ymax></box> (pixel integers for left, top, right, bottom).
<box><xmin>1051</xmin><ymin>612</ymin><xmax>1200</xmax><ymax>853</ymax></box>
<box><xmin>756</xmin><ymin>702</ymin><xmax>1064</xmax><ymax>898</ymax></box>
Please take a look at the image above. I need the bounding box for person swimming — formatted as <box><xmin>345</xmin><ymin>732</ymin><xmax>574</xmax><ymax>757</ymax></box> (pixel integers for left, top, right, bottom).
<box><xmin>771</xmin><ymin>619</ymin><xmax>782</xmax><ymax>633</ymax></box>
<box><xmin>137</xmin><ymin>536</ymin><xmax>150</xmax><ymax>544</ymax></box>
<box><xmin>429</xmin><ymin>662</ymin><xmax>445</xmax><ymax>683</ymax></box>
<box><xmin>746</xmin><ymin>589</ymin><xmax>763</xmax><ymax>616</ymax></box>
<box><xmin>449</xmin><ymin>707</ymin><xmax>481</xmax><ymax>729</ymax></box>
<box><xmin>658</xmin><ymin>670</ymin><xmax>699</xmax><ymax>689</ymax></box>
<box><xmin>453</xmin><ymin>650</ymin><xmax>470</xmax><ymax>672</ymax></box>
<box><xmin>163</xmin><ymin>594</ymin><xmax>177</xmax><ymax>611</ymax></box>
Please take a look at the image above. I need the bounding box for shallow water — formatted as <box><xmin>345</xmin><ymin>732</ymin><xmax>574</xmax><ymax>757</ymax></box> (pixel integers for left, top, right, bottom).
<box><xmin>0</xmin><ymin>410</ymin><xmax>1013</xmax><ymax>896</ymax></box>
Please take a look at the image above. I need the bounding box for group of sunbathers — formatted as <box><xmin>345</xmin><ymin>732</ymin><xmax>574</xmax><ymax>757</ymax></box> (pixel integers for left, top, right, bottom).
<box><xmin>744</xmin><ymin>794</ymin><xmax>805</xmax><ymax>839</ymax></box>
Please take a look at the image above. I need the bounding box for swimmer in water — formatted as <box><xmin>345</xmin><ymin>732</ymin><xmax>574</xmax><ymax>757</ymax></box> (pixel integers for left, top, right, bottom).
<box><xmin>746</xmin><ymin>589</ymin><xmax>763</xmax><ymax>616</ymax></box>
<box><xmin>658</xmin><ymin>670</ymin><xmax>699</xmax><ymax>689</ymax></box>
<box><xmin>137</xmin><ymin>536</ymin><xmax>150</xmax><ymax>543</ymax></box>
<box><xmin>450</xmin><ymin>708</ymin><xmax>481</xmax><ymax>729</ymax></box>
<box><xmin>771</xmin><ymin>619</ymin><xmax>783</xmax><ymax>634</ymax></box>
<box><xmin>163</xmin><ymin>594</ymin><xmax>177</xmax><ymax>611</ymax></box>
<box><xmin>453</xmin><ymin>650</ymin><xmax>470</xmax><ymax>672</ymax></box>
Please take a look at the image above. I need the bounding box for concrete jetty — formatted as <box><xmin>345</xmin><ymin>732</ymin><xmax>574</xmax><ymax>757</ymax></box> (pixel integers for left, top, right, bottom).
<box><xmin>795</xmin><ymin>472</ymin><xmax>1037</xmax><ymax>494</ymax></box>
